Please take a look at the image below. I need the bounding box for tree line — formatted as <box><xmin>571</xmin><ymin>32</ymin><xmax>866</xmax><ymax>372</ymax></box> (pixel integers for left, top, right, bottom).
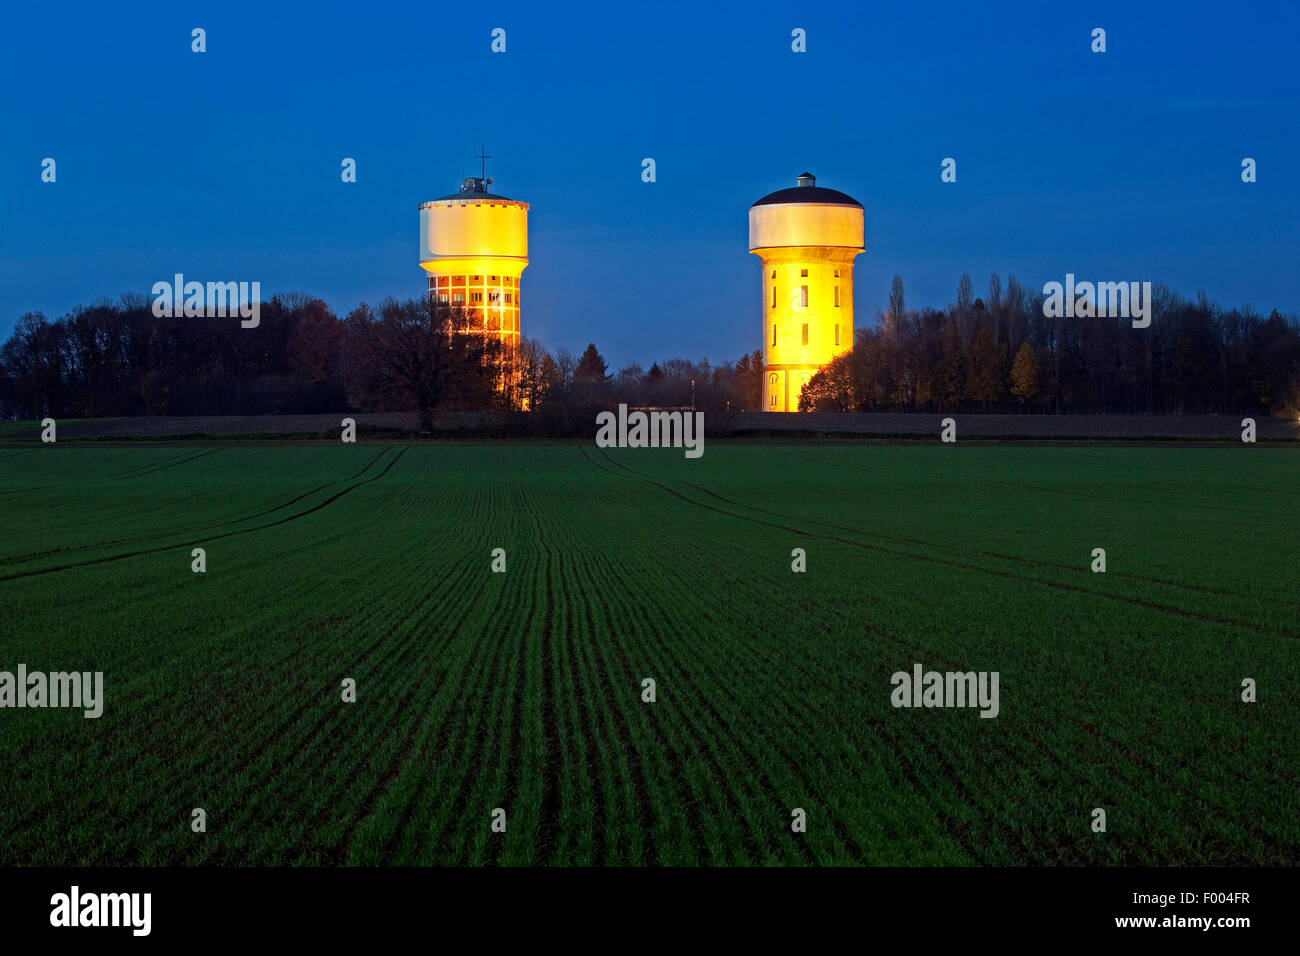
<box><xmin>0</xmin><ymin>294</ymin><xmax>764</xmax><ymax>430</ymax></box>
<box><xmin>3</xmin><ymin>274</ymin><xmax>1297</xmax><ymax>426</ymax></box>
<box><xmin>802</xmin><ymin>274</ymin><xmax>1300</xmax><ymax>415</ymax></box>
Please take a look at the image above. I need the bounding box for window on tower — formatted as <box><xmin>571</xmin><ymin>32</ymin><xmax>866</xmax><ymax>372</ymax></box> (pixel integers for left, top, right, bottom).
<box><xmin>800</xmin><ymin>286</ymin><xmax>809</xmax><ymax>309</ymax></box>
<box><xmin>471</xmin><ymin>292</ymin><xmax>483</xmax><ymax>303</ymax></box>
<box><xmin>505</xmin><ymin>293</ymin><xmax>513</xmax><ymax>304</ymax></box>
<box><xmin>771</xmin><ymin>325</ymin><xmax>777</xmax><ymax>347</ymax></box>
<box><xmin>769</xmin><ymin>392</ymin><xmax>778</xmax><ymax>408</ymax></box>
<box><xmin>834</xmin><ymin>286</ymin><xmax>840</xmax><ymax>307</ymax></box>
<box><xmin>834</xmin><ymin>324</ymin><xmax>840</xmax><ymax>346</ymax></box>
<box><xmin>452</xmin><ymin>292</ymin><xmax>465</xmax><ymax>303</ymax></box>
<box><xmin>833</xmin><ymin>269</ymin><xmax>840</xmax><ymax>278</ymax></box>
<box><xmin>770</xmin><ymin>286</ymin><xmax>776</xmax><ymax>309</ymax></box>
<box><xmin>770</xmin><ymin>270</ymin><xmax>776</xmax><ymax>278</ymax></box>
<box><xmin>801</xmin><ymin>324</ymin><xmax>809</xmax><ymax>346</ymax></box>
<box><xmin>800</xmin><ymin>269</ymin><xmax>808</xmax><ymax>277</ymax></box>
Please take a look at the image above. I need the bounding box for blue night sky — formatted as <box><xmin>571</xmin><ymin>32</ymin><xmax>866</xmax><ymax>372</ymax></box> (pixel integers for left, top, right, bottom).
<box><xmin>2</xmin><ymin>0</ymin><xmax>1297</xmax><ymax>370</ymax></box>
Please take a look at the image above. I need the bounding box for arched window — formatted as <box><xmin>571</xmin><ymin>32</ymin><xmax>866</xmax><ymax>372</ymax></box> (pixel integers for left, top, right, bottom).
<box><xmin>769</xmin><ymin>373</ymin><xmax>778</xmax><ymax>385</ymax></box>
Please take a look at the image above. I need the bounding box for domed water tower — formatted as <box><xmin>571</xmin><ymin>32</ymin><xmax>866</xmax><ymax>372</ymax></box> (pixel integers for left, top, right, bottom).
<box><xmin>419</xmin><ymin>165</ymin><xmax>528</xmax><ymax>346</ymax></box>
<box><xmin>749</xmin><ymin>173</ymin><xmax>864</xmax><ymax>412</ymax></box>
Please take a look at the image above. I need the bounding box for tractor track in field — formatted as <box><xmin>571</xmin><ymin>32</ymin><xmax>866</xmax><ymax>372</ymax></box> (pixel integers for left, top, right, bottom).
<box><xmin>0</xmin><ymin>450</ymin><xmax>413</xmax><ymax>859</ymax></box>
<box><xmin>116</xmin><ymin>446</ymin><xmax>222</xmax><ymax>479</ymax></box>
<box><xmin>535</xmin><ymin>557</ymin><xmax>564</xmax><ymax>863</ymax></box>
<box><xmin>585</xmin><ymin>539</ymin><xmax>841</xmax><ymax>865</ymax></box>
<box><xmin>578</xmin><ymin>544</ymin><xmax>705</xmax><ymax>865</ymax></box>
<box><xmin>727</xmin><ymin>604</ymin><xmax>995</xmax><ymax>864</ymax></box>
<box><xmin>0</xmin><ymin>485</ymin><xmax>43</xmax><ymax>498</ymax></box>
<box><xmin>603</xmin><ymin>544</ymin><xmax>937</xmax><ymax>865</ymax></box>
<box><xmin>998</xmin><ymin>476</ymin><xmax>1299</xmax><ymax>521</ymax></box>
<box><xmin>852</xmin><ymin>602</ymin><xmax>1273</xmax><ymax>861</ymax></box>
<box><xmin>451</xmin><ymin>475</ymin><xmax>534</xmax><ymax>866</ymax></box>
<box><xmin>866</xmin><ymin>620</ymin><xmax>1290</xmax><ymax>862</ymax></box>
<box><xmin>0</xmin><ymin>446</ymin><xmax>390</xmax><ymax>566</ymax></box>
<box><xmin>580</xmin><ymin>607</ymin><xmax>658</xmax><ymax>863</ymax></box>
<box><xmin>585</xmin><ymin>448</ymin><xmax>950</xmax><ymax>862</ymax></box>
<box><xmin>426</xmin><ymin>548</ymin><xmax>528</xmax><ymax>865</ymax></box>
<box><xmin>410</xmin><ymin>470</ymin><xmax>543</xmax><ymax>868</ymax></box>
<box><xmin>776</xmin><ymin>447</ymin><xmax>1300</xmax><ymax>609</ymax></box>
<box><xmin>326</xmin><ymin>551</ymin><xmax>482</xmax><ymax>863</ymax></box>
<box><xmin>352</xmin><ymin>538</ymin><xmax>505</xmax><ymax>863</ymax></box>
<box><xmin>706</xmin><ymin>447</ymin><xmax>1300</xmax><ymax>611</ymax></box>
<box><xmin>579</xmin><ymin>548</ymin><xmax>706</xmax><ymax>864</ymax></box>
<box><xmin>583</xmin><ymin>447</ymin><xmax>1298</xmax><ymax>860</ymax></box>
<box><xmin>486</xmin><ymin>526</ymin><xmax>542</xmax><ymax>867</ymax></box>
<box><xmin>583</xmin><ymin>447</ymin><xmax>1287</xmax><ymax>639</ymax></box>
<box><xmin>588</xmin><ymin>555</ymin><xmax>713</xmax><ymax>863</ymax></box>
<box><xmin>555</xmin><ymin>498</ymin><xmax>704</xmax><ymax>862</ymax></box>
<box><xmin>0</xmin><ymin>447</ymin><xmax>394</xmax><ymax>567</ymax></box>
<box><xmin>222</xmin><ymin>447</ymin><xmax>394</xmax><ymax>525</ymax></box>
<box><xmin>0</xmin><ymin>625</ymin><xmax>352</xmax><ymax>846</ymax></box>
<box><xmin>753</xmin><ymin>591</ymin><xmax>1223</xmax><ymax>863</ymax></box>
<box><xmin>476</xmin><ymin>472</ymin><xmax>558</xmax><ymax>866</ymax></box>
<box><xmin>101</xmin><ymin>537</ymin><xmax>460</xmax><ymax>864</ymax></box>
<box><xmin>308</xmin><ymin>580</ymin><xmax>476</xmax><ymax>862</ymax></box>
<box><xmin>0</xmin><ymin>446</ymin><xmax>410</xmax><ymax>582</ymax></box>
<box><xmin>105</xmin><ymin>447</ymin><xmax>211</xmax><ymax>479</ymax></box>
<box><xmin>872</xmin><ymin>626</ymin><xmax>1121</xmax><ymax>864</ymax></box>
<box><xmin>569</xmin><ymin>561</ymin><xmax>612</xmax><ymax>864</ymax></box>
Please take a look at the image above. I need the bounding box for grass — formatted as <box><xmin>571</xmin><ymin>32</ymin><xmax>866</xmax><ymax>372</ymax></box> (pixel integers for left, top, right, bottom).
<box><xmin>0</xmin><ymin>442</ymin><xmax>1296</xmax><ymax>865</ymax></box>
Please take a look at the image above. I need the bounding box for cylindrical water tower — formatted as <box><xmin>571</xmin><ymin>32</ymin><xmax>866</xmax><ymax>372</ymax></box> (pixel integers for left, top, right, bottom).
<box><xmin>419</xmin><ymin>173</ymin><xmax>529</xmax><ymax>347</ymax></box>
<box><xmin>749</xmin><ymin>173</ymin><xmax>864</xmax><ymax>412</ymax></box>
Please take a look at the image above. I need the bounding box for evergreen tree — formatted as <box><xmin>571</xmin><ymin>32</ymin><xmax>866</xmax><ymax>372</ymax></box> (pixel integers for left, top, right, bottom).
<box><xmin>574</xmin><ymin>343</ymin><xmax>609</xmax><ymax>382</ymax></box>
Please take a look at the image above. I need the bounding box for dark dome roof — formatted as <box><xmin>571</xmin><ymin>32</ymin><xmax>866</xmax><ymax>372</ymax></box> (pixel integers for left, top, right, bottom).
<box><xmin>434</xmin><ymin>176</ymin><xmax>514</xmax><ymax>202</ymax></box>
<box><xmin>753</xmin><ymin>173</ymin><xmax>861</xmax><ymax>208</ymax></box>
<box><xmin>434</xmin><ymin>191</ymin><xmax>514</xmax><ymax>201</ymax></box>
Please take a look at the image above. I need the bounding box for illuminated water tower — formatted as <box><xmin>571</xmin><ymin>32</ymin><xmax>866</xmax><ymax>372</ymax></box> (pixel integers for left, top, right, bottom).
<box><xmin>749</xmin><ymin>173</ymin><xmax>864</xmax><ymax>412</ymax></box>
<box><xmin>419</xmin><ymin>150</ymin><xmax>528</xmax><ymax>346</ymax></box>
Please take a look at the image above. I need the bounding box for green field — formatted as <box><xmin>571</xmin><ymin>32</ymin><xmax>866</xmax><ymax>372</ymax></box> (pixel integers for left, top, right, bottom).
<box><xmin>1</xmin><ymin>442</ymin><xmax>1297</xmax><ymax>865</ymax></box>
